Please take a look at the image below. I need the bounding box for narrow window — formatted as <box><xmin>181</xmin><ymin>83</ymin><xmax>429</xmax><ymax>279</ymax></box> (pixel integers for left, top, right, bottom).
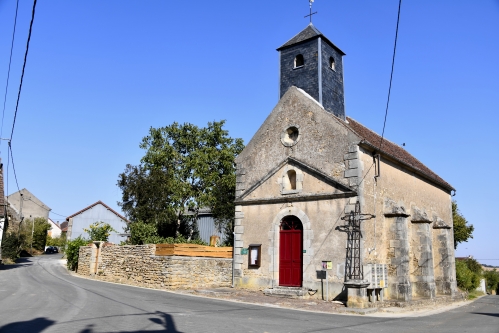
<box><xmin>294</xmin><ymin>54</ymin><xmax>304</xmax><ymax>68</ymax></box>
<box><xmin>287</xmin><ymin>170</ymin><xmax>297</xmax><ymax>190</ymax></box>
<box><xmin>329</xmin><ymin>57</ymin><xmax>335</xmax><ymax>71</ymax></box>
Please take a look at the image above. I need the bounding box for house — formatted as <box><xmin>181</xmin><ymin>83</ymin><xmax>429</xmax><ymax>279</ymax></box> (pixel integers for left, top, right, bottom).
<box><xmin>233</xmin><ymin>23</ymin><xmax>457</xmax><ymax>306</ymax></box>
<box><xmin>66</xmin><ymin>201</ymin><xmax>129</xmax><ymax>244</ymax></box>
<box><xmin>7</xmin><ymin>188</ymin><xmax>51</xmax><ymax>221</ymax></box>
<box><xmin>47</xmin><ymin>218</ymin><xmax>62</xmax><ymax>238</ymax></box>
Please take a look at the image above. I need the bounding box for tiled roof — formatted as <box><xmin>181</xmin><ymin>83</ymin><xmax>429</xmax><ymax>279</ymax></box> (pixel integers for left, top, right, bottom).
<box><xmin>277</xmin><ymin>23</ymin><xmax>345</xmax><ymax>55</ymax></box>
<box><xmin>66</xmin><ymin>200</ymin><xmax>129</xmax><ymax>223</ymax></box>
<box><xmin>347</xmin><ymin>117</ymin><xmax>455</xmax><ymax>192</ymax></box>
<box><xmin>60</xmin><ymin>221</ymin><xmax>68</xmax><ymax>232</ymax></box>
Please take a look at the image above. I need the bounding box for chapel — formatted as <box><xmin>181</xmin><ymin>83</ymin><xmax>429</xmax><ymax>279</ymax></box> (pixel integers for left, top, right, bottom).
<box><xmin>233</xmin><ymin>23</ymin><xmax>457</xmax><ymax>306</ymax></box>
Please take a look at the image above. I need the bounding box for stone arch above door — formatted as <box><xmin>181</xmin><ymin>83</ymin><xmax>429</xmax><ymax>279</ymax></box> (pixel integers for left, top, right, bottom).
<box><xmin>268</xmin><ymin>206</ymin><xmax>314</xmax><ymax>282</ymax></box>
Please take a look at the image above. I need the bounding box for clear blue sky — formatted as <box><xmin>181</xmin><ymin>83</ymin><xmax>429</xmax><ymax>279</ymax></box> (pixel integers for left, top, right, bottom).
<box><xmin>0</xmin><ymin>1</ymin><xmax>498</xmax><ymax>263</ymax></box>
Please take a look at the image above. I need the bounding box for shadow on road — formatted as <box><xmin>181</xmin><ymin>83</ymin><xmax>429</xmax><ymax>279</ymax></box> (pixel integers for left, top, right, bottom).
<box><xmin>471</xmin><ymin>312</ymin><xmax>499</xmax><ymax>318</ymax></box>
<box><xmin>0</xmin><ymin>317</ymin><xmax>54</xmax><ymax>333</ymax></box>
<box><xmin>0</xmin><ymin>312</ymin><xmax>182</xmax><ymax>333</ymax></box>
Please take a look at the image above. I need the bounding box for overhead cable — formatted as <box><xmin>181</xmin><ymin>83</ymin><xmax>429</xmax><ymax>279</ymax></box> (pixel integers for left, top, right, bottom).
<box><xmin>1</xmin><ymin>0</ymin><xmax>20</xmax><ymax>145</ymax></box>
<box><xmin>10</xmin><ymin>0</ymin><xmax>38</xmax><ymax>142</ymax></box>
<box><xmin>379</xmin><ymin>0</ymin><xmax>402</xmax><ymax>151</ymax></box>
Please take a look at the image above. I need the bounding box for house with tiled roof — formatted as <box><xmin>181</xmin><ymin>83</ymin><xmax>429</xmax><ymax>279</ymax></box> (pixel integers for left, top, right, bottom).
<box><xmin>66</xmin><ymin>201</ymin><xmax>129</xmax><ymax>244</ymax></box>
<box><xmin>233</xmin><ymin>23</ymin><xmax>457</xmax><ymax>308</ymax></box>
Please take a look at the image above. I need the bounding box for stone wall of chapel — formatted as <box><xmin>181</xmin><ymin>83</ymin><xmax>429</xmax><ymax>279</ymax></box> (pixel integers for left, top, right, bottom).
<box><xmin>357</xmin><ymin>147</ymin><xmax>455</xmax><ymax>298</ymax></box>
<box><xmin>235</xmin><ymin>198</ymin><xmax>350</xmax><ymax>300</ymax></box>
<box><xmin>236</xmin><ymin>87</ymin><xmax>359</xmax><ymax>198</ymax></box>
<box><xmin>244</xmin><ymin>164</ymin><xmax>347</xmax><ymax>201</ymax></box>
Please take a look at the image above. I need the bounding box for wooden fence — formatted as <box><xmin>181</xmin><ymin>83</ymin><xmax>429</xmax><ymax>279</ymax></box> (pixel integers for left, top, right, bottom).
<box><xmin>155</xmin><ymin>244</ymin><xmax>233</xmax><ymax>259</ymax></box>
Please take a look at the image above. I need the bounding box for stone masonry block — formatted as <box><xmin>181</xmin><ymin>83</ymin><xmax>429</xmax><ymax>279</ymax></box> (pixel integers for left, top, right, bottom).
<box><xmin>348</xmin><ymin>159</ymin><xmax>359</xmax><ymax>169</ymax></box>
<box><xmin>344</xmin><ymin>169</ymin><xmax>358</xmax><ymax>178</ymax></box>
<box><xmin>234</xmin><ymin>218</ymin><xmax>242</xmax><ymax>226</ymax></box>
<box><xmin>234</xmin><ymin>226</ymin><xmax>244</xmax><ymax>234</ymax></box>
<box><xmin>344</xmin><ymin>152</ymin><xmax>358</xmax><ymax>160</ymax></box>
<box><xmin>390</xmin><ymin>240</ymin><xmax>400</xmax><ymax>248</ymax></box>
<box><xmin>235</xmin><ymin>205</ymin><xmax>242</xmax><ymax>212</ymax></box>
<box><xmin>235</xmin><ymin>212</ymin><xmax>244</xmax><ymax>219</ymax></box>
<box><xmin>348</xmin><ymin>145</ymin><xmax>358</xmax><ymax>153</ymax></box>
<box><xmin>234</xmin><ymin>240</ymin><xmax>243</xmax><ymax>248</ymax></box>
<box><xmin>349</xmin><ymin>177</ymin><xmax>358</xmax><ymax>187</ymax></box>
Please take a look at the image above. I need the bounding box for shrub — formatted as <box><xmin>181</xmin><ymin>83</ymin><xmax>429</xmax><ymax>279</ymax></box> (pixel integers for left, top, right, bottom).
<box><xmin>83</xmin><ymin>221</ymin><xmax>116</xmax><ymax>242</ymax></box>
<box><xmin>456</xmin><ymin>259</ymin><xmax>481</xmax><ymax>292</ymax></box>
<box><xmin>126</xmin><ymin>221</ymin><xmax>207</xmax><ymax>245</ymax></box>
<box><xmin>1</xmin><ymin>233</ymin><xmax>23</xmax><ymax>261</ymax></box>
<box><xmin>46</xmin><ymin>235</ymin><xmax>67</xmax><ymax>250</ymax></box>
<box><xmin>66</xmin><ymin>236</ymin><xmax>89</xmax><ymax>271</ymax></box>
<box><xmin>483</xmin><ymin>269</ymin><xmax>499</xmax><ymax>293</ymax></box>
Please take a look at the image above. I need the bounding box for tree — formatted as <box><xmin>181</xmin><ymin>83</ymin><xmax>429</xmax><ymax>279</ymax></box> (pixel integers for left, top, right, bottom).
<box><xmin>118</xmin><ymin>120</ymin><xmax>244</xmax><ymax>242</ymax></box>
<box><xmin>456</xmin><ymin>258</ymin><xmax>482</xmax><ymax>292</ymax></box>
<box><xmin>452</xmin><ymin>201</ymin><xmax>474</xmax><ymax>249</ymax></box>
<box><xmin>83</xmin><ymin>221</ymin><xmax>116</xmax><ymax>242</ymax></box>
<box><xmin>483</xmin><ymin>269</ymin><xmax>499</xmax><ymax>294</ymax></box>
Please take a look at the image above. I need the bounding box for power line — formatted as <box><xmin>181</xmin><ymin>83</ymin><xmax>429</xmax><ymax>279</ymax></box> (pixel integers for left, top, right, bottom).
<box><xmin>1</xmin><ymin>0</ymin><xmax>20</xmax><ymax>145</ymax></box>
<box><xmin>10</xmin><ymin>0</ymin><xmax>38</xmax><ymax>142</ymax></box>
<box><xmin>25</xmin><ymin>197</ymin><xmax>67</xmax><ymax>218</ymax></box>
<box><xmin>8</xmin><ymin>142</ymin><xmax>20</xmax><ymax>193</ymax></box>
<box><xmin>379</xmin><ymin>0</ymin><xmax>402</xmax><ymax>151</ymax></box>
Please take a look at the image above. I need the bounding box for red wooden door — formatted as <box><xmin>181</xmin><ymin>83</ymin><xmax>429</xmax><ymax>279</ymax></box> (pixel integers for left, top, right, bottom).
<box><xmin>279</xmin><ymin>229</ymin><xmax>302</xmax><ymax>287</ymax></box>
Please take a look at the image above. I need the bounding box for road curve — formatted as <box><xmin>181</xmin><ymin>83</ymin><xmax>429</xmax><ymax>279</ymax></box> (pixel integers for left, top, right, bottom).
<box><xmin>0</xmin><ymin>255</ymin><xmax>498</xmax><ymax>333</ymax></box>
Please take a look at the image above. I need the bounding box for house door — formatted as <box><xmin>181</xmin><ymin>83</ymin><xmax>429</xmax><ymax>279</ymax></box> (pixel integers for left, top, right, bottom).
<box><xmin>279</xmin><ymin>216</ymin><xmax>303</xmax><ymax>287</ymax></box>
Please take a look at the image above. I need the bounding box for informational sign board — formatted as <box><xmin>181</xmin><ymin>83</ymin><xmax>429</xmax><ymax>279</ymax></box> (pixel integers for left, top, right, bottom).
<box><xmin>322</xmin><ymin>261</ymin><xmax>332</xmax><ymax>270</ymax></box>
<box><xmin>240</xmin><ymin>248</ymin><xmax>248</xmax><ymax>255</ymax></box>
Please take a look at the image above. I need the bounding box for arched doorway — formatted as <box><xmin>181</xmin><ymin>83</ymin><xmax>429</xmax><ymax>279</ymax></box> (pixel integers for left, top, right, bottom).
<box><xmin>279</xmin><ymin>215</ymin><xmax>303</xmax><ymax>287</ymax></box>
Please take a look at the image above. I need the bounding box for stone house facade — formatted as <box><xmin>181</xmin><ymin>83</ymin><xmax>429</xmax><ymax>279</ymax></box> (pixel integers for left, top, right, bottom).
<box><xmin>233</xmin><ymin>23</ymin><xmax>457</xmax><ymax>304</ymax></box>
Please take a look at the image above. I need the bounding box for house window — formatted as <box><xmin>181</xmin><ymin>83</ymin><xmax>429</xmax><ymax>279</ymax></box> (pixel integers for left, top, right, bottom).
<box><xmin>287</xmin><ymin>170</ymin><xmax>297</xmax><ymax>190</ymax></box>
<box><xmin>294</xmin><ymin>54</ymin><xmax>304</xmax><ymax>68</ymax></box>
<box><xmin>329</xmin><ymin>57</ymin><xmax>335</xmax><ymax>71</ymax></box>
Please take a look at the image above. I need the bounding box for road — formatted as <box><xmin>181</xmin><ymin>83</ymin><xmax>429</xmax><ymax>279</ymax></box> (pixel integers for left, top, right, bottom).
<box><xmin>0</xmin><ymin>255</ymin><xmax>498</xmax><ymax>333</ymax></box>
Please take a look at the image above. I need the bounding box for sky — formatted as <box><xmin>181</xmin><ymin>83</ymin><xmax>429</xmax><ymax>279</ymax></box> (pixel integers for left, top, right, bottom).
<box><xmin>0</xmin><ymin>1</ymin><xmax>498</xmax><ymax>264</ymax></box>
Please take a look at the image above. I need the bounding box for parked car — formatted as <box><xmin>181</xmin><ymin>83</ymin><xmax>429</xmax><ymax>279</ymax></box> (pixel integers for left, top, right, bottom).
<box><xmin>45</xmin><ymin>246</ymin><xmax>59</xmax><ymax>254</ymax></box>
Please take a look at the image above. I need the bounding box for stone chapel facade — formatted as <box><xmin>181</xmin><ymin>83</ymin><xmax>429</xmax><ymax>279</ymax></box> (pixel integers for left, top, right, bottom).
<box><xmin>233</xmin><ymin>23</ymin><xmax>457</xmax><ymax>305</ymax></box>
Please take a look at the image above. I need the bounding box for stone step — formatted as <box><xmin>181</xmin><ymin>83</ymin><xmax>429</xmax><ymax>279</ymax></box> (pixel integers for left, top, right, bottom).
<box><xmin>263</xmin><ymin>287</ymin><xmax>308</xmax><ymax>298</ymax></box>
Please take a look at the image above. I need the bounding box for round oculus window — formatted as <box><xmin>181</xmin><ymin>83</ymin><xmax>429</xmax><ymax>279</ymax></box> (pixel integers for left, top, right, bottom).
<box><xmin>281</xmin><ymin>126</ymin><xmax>300</xmax><ymax>147</ymax></box>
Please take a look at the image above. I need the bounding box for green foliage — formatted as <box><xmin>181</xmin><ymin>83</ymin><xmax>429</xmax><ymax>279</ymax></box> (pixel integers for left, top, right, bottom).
<box><xmin>483</xmin><ymin>269</ymin><xmax>499</xmax><ymax>293</ymax></box>
<box><xmin>125</xmin><ymin>221</ymin><xmax>206</xmax><ymax>245</ymax></box>
<box><xmin>452</xmin><ymin>201</ymin><xmax>474</xmax><ymax>249</ymax></box>
<box><xmin>46</xmin><ymin>234</ymin><xmax>67</xmax><ymax>249</ymax></box>
<box><xmin>14</xmin><ymin>218</ymin><xmax>52</xmax><ymax>252</ymax></box>
<box><xmin>118</xmin><ymin>120</ymin><xmax>244</xmax><ymax>243</ymax></box>
<box><xmin>66</xmin><ymin>236</ymin><xmax>90</xmax><ymax>271</ymax></box>
<box><xmin>83</xmin><ymin>221</ymin><xmax>117</xmax><ymax>242</ymax></box>
<box><xmin>1</xmin><ymin>232</ymin><xmax>23</xmax><ymax>261</ymax></box>
<box><xmin>456</xmin><ymin>258</ymin><xmax>482</xmax><ymax>292</ymax></box>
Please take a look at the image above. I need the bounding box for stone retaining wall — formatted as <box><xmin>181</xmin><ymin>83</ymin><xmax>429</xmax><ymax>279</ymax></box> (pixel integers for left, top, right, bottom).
<box><xmin>77</xmin><ymin>244</ymin><xmax>232</xmax><ymax>289</ymax></box>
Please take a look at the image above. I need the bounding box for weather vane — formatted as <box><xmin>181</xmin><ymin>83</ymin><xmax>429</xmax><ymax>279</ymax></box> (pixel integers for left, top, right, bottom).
<box><xmin>304</xmin><ymin>0</ymin><xmax>317</xmax><ymax>23</ymax></box>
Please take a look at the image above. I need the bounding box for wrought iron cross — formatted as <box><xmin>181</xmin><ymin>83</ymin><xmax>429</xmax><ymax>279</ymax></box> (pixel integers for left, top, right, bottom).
<box><xmin>337</xmin><ymin>201</ymin><xmax>375</xmax><ymax>281</ymax></box>
<box><xmin>304</xmin><ymin>0</ymin><xmax>317</xmax><ymax>23</ymax></box>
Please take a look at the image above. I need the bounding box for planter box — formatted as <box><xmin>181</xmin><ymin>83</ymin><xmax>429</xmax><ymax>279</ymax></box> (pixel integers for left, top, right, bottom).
<box><xmin>155</xmin><ymin>244</ymin><xmax>233</xmax><ymax>258</ymax></box>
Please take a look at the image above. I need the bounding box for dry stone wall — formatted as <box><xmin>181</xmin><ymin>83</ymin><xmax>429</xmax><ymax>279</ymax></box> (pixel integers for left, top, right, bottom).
<box><xmin>76</xmin><ymin>244</ymin><xmax>232</xmax><ymax>290</ymax></box>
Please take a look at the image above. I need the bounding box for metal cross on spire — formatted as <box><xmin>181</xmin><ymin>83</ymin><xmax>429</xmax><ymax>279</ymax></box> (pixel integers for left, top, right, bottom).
<box><xmin>304</xmin><ymin>0</ymin><xmax>317</xmax><ymax>23</ymax></box>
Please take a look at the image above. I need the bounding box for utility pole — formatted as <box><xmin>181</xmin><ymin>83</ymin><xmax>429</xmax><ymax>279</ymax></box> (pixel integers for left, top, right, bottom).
<box><xmin>30</xmin><ymin>215</ymin><xmax>34</xmax><ymax>255</ymax></box>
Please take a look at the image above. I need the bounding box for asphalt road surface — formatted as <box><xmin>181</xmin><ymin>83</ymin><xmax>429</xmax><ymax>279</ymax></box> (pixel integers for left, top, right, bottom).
<box><xmin>0</xmin><ymin>255</ymin><xmax>498</xmax><ymax>333</ymax></box>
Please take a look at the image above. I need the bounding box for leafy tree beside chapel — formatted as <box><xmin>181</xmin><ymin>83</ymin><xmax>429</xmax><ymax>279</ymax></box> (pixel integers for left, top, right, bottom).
<box><xmin>452</xmin><ymin>200</ymin><xmax>474</xmax><ymax>249</ymax></box>
<box><xmin>117</xmin><ymin>120</ymin><xmax>244</xmax><ymax>244</ymax></box>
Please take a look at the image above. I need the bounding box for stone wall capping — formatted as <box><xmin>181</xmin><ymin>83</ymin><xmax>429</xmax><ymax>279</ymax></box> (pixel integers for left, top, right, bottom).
<box><xmin>384</xmin><ymin>198</ymin><xmax>409</xmax><ymax>217</ymax></box>
<box><xmin>410</xmin><ymin>205</ymin><xmax>432</xmax><ymax>223</ymax></box>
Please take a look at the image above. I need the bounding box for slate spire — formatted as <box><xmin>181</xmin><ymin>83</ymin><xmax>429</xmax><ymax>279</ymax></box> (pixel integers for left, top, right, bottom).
<box><xmin>278</xmin><ymin>23</ymin><xmax>346</xmax><ymax>120</ymax></box>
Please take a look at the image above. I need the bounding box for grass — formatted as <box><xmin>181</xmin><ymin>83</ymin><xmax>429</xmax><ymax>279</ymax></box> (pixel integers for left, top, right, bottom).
<box><xmin>467</xmin><ymin>290</ymin><xmax>485</xmax><ymax>300</ymax></box>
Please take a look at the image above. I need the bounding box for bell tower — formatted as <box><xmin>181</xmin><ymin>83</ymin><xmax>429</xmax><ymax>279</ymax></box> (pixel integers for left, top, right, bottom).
<box><xmin>277</xmin><ymin>23</ymin><xmax>346</xmax><ymax>120</ymax></box>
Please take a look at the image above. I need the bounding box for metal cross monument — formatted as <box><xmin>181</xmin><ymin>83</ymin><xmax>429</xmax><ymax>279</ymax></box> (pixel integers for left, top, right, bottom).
<box><xmin>304</xmin><ymin>0</ymin><xmax>318</xmax><ymax>23</ymax></box>
<box><xmin>337</xmin><ymin>201</ymin><xmax>375</xmax><ymax>281</ymax></box>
